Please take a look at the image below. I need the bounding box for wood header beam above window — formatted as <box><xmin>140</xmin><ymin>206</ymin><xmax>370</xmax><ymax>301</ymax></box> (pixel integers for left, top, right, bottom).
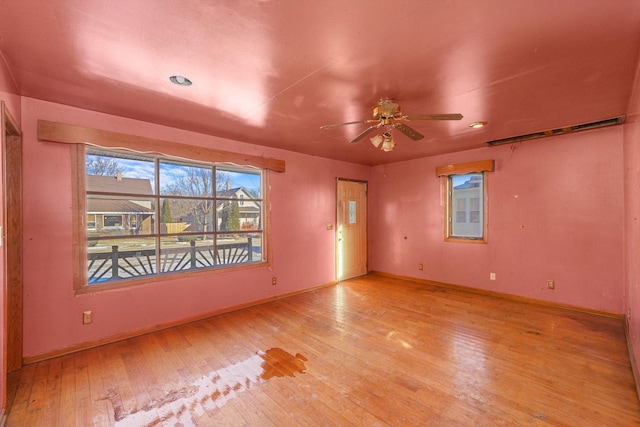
<box><xmin>435</xmin><ymin>159</ymin><xmax>494</xmax><ymax>177</ymax></box>
<box><xmin>37</xmin><ymin>120</ymin><xmax>286</xmax><ymax>172</ymax></box>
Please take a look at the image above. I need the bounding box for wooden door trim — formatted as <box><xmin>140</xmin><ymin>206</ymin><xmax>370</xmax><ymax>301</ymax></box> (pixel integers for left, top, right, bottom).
<box><xmin>2</xmin><ymin>101</ymin><xmax>23</xmax><ymax>373</ymax></box>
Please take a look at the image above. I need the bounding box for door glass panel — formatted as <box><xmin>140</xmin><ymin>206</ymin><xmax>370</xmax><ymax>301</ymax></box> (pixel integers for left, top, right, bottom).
<box><xmin>349</xmin><ymin>200</ymin><xmax>357</xmax><ymax>224</ymax></box>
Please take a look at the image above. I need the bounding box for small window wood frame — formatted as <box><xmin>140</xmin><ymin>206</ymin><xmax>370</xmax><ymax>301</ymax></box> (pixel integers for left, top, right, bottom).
<box><xmin>436</xmin><ymin>160</ymin><xmax>494</xmax><ymax>244</ymax></box>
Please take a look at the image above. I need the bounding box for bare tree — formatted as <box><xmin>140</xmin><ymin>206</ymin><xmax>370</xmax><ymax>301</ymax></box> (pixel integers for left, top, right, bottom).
<box><xmin>163</xmin><ymin>168</ymin><xmax>232</xmax><ymax>232</ymax></box>
<box><xmin>86</xmin><ymin>156</ymin><xmax>122</xmax><ymax>176</ymax></box>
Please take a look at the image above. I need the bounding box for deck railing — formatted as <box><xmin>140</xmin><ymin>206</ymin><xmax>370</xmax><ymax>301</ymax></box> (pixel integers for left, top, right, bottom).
<box><xmin>88</xmin><ymin>238</ymin><xmax>253</xmax><ymax>284</ymax></box>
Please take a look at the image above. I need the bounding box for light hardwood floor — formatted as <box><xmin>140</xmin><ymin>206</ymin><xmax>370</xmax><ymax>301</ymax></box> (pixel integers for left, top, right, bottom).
<box><xmin>6</xmin><ymin>274</ymin><xmax>640</xmax><ymax>426</ymax></box>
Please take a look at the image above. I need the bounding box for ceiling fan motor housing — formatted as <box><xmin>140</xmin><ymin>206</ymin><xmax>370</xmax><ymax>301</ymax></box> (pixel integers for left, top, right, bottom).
<box><xmin>374</xmin><ymin>99</ymin><xmax>400</xmax><ymax>119</ymax></box>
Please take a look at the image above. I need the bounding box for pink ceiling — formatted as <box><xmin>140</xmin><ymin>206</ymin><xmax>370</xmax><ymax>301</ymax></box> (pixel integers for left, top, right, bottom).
<box><xmin>1</xmin><ymin>1</ymin><xmax>640</xmax><ymax>165</ymax></box>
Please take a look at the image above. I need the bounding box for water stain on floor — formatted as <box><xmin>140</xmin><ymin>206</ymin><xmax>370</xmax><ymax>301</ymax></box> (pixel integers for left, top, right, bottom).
<box><xmin>98</xmin><ymin>347</ymin><xmax>307</xmax><ymax>425</ymax></box>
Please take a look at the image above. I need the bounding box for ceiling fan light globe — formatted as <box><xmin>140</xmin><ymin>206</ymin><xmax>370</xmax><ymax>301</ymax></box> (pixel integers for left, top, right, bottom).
<box><xmin>381</xmin><ymin>135</ymin><xmax>395</xmax><ymax>152</ymax></box>
<box><xmin>370</xmin><ymin>134</ymin><xmax>383</xmax><ymax>148</ymax></box>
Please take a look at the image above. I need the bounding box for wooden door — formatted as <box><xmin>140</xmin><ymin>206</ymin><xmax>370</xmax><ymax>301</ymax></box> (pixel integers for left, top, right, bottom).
<box><xmin>336</xmin><ymin>179</ymin><xmax>367</xmax><ymax>281</ymax></box>
<box><xmin>2</xmin><ymin>102</ymin><xmax>22</xmax><ymax>372</ymax></box>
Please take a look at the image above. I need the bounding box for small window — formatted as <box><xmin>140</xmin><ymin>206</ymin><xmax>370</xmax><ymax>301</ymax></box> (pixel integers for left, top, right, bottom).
<box><xmin>103</xmin><ymin>215</ymin><xmax>122</xmax><ymax>228</ymax></box>
<box><xmin>449</xmin><ymin>173</ymin><xmax>484</xmax><ymax>239</ymax></box>
<box><xmin>455</xmin><ymin>198</ymin><xmax>467</xmax><ymax>223</ymax></box>
<box><xmin>436</xmin><ymin>160</ymin><xmax>494</xmax><ymax>243</ymax></box>
<box><xmin>87</xmin><ymin>214</ymin><xmax>96</xmax><ymax>230</ymax></box>
<box><xmin>469</xmin><ymin>197</ymin><xmax>480</xmax><ymax>223</ymax></box>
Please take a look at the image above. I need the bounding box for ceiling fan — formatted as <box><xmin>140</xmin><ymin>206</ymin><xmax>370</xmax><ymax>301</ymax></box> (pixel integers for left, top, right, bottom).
<box><xmin>320</xmin><ymin>98</ymin><xmax>463</xmax><ymax>151</ymax></box>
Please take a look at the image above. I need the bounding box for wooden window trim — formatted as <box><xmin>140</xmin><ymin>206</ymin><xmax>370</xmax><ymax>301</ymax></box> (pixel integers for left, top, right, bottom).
<box><xmin>435</xmin><ymin>159</ymin><xmax>494</xmax><ymax>177</ymax></box>
<box><xmin>39</xmin><ymin>120</ymin><xmax>285</xmax><ymax>173</ymax></box>
<box><xmin>437</xmin><ymin>160</ymin><xmax>494</xmax><ymax>244</ymax></box>
<box><xmin>71</xmin><ymin>145</ymin><xmax>89</xmax><ymax>290</ymax></box>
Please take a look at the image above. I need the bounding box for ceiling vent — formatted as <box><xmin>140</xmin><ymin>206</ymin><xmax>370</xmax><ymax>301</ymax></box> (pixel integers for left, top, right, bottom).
<box><xmin>485</xmin><ymin>116</ymin><xmax>626</xmax><ymax>147</ymax></box>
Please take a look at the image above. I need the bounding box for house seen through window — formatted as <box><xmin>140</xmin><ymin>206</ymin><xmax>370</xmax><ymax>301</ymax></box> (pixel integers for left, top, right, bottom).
<box><xmin>85</xmin><ymin>148</ymin><xmax>264</xmax><ymax>285</ymax></box>
<box><xmin>449</xmin><ymin>173</ymin><xmax>485</xmax><ymax>240</ymax></box>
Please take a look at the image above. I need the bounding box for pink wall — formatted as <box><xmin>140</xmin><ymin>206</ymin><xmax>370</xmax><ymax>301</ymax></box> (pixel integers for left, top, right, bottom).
<box><xmin>20</xmin><ymin>97</ymin><xmax>369</xmax><ymax>358</ymax></box>
<box><xmin>7</xmin><ymin>65</ymin><xmax>639</xmax><ymax>383</ymax></box>
<box><xmin>0</xmin><ymin>51</ymin><xmax>20</xmax><ymax>124</ymax></box>
<box><xmin>624</xmin><ymin>58</ymin><xmax>640</xmax><ymax>374</ymax></box>
<box><xmin>370</xmin><ymin>128</ymin><xmax>624</xmax><ymax>313</ymax></box>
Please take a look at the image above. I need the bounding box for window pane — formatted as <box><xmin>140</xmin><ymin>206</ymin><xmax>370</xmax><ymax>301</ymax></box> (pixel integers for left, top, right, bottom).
<box><xmin>87</xmin><ymin>237</ymin><xmax>156</xmax><ymax>284</ymax></box>
<box><xmin>87</xmin><ymin>196</ymin><xmax>155</xmax><ymax>237</ymax></box>
<box><xmin>216</xmin><ymin>168</ymin><xmax>261</xmax><ymax>198</ymax></box>
<box><xmin>450</xmin><ymin>173</ymin><xmax>484</xmax><ymax>238</ymax></box>
<box><xmin>217</xmin><ymin>200</ymin><xmax>240</xmax><ymax>231</ymax></box>
<box><xmin>217</xmin><ymin>233</ymin><xmax>257</xmax><ymax>265</ymax></box>
<box><xmin>247</xmin><ymin>233</ymin><xmax>263</xmax><ymax>262</ymax></box>
<box><xmin>160</xmin><ymin>198</ymin><xmax>214</xmax><ymax>233</ymax></box>
<box><xmin>240</xmin><ymin>200</ymin><xmax>262</xmax><ymax>230</ymax></box>
<box><xmin>159</xmin><ymin>160</ymin><xmax>213</xmax><ymax>197</ymax></box>
<box><xmin>86</xmin><ymin>149</ymin><xmax>155</xmax><ymax>195</ymax></box>
<box><xmin>216</xmin><ymin>199</ymin><xmax>262</xmax><ymax>232</ymax></box>
<box><xmin>160</xmin><ymin>235</ymin><xmax>215</xmax><ymax>273</ymax></box>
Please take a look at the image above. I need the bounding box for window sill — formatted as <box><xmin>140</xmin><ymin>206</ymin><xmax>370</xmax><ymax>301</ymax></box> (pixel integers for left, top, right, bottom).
<box><xmin>445</xmin><ymin>236</ymin><xmax>488</xmax><ymax>244</ymax></box>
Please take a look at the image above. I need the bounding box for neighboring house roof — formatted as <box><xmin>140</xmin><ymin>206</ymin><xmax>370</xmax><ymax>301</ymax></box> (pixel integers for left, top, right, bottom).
<box><xmin>87</xmin><ymin>175</ymin><xmax>154</xmax><ymax>215</ymax></box>
<box><xmin>454</xmin><ymin>176</ymin><xmax>482</xmax><ymax>190</ymax></box>
<box><xmin>87</xmin><ymin>198</ymin><xmax>153</xmax><ymax>214</ymax></box>
<box><xmin>87</xmin><ymin>174</ymin><xmax>154</xmax><ymax>195</ymax></box>
<box><xmin>217</xmin><ymin>187</ymin><xmax>260</xmax><ymax>213</ymax></box>
<box><xmin>217</xmin><ymin>187</ymin><xmax>247</xmax><ymax>198</ymax></box>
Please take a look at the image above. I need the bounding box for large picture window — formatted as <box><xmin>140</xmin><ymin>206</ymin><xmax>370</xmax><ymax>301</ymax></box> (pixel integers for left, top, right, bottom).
<box><xmin>85</xmin><ymin>148</ymin><xmax>265</xmax><ymax>286</ymax></box>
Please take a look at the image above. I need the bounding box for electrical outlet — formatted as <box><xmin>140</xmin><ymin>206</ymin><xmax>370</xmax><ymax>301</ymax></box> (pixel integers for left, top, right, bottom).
<box><xmin>272</xmin><ymin>277</ymin><xmax>277</xmax><ymax>286</ymax></box>
<box><xmin>490</xmin><ymin>272</ymin><xmax>496</xmax><ymax>280</ymax></box>
<box><xmin>83</xmin><ymin>310</ymin><xmax>92</xmax><ymax>324</ymax></box>
<box><xmin>418</xmin><ymin>263</ymin><xmax>423</xmax><ymax>270</ymax></box>
<box><xmin>547</xmin><ymin>280</ymin><xmax>555</xmax><ymax>289</ymax></box>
